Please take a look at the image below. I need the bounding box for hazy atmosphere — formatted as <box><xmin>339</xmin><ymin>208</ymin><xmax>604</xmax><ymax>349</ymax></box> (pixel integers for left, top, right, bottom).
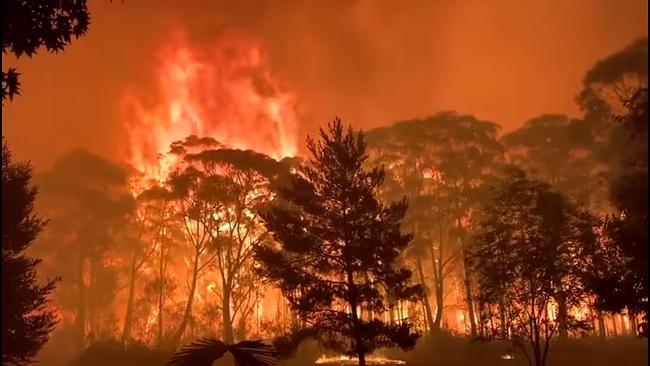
<box><xmin>2</xmin><ymin>0</ymin><xmax>647</xmax><ymax>170</ymax></box>
<box><xmin>2</xmin><ymin>1</ymin><xmax>648</xmax><ymax>366</ymax></box>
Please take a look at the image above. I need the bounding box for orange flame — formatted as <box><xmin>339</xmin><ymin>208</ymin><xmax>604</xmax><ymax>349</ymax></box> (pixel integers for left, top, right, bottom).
<box><xmin>121</xmin><ymin>32</ymin><xmax>299</xmax><ymax>181</ymax></box>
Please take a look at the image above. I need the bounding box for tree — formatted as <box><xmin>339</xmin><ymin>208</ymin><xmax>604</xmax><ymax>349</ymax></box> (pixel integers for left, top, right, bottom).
<box><xmin>1</xmin><ymin>0</ymin><xmax>90</xmax><ymax>102</ymax></box>
<box><xmin>588</xmin><ymin>88</ymin><xmax>648</xmax><ymax>324</ymax></box>
<box><xmin>166</xmin><ymin>136</ymin><xmax>291</xmax><ymax>345</ymax></box>
<box><xmin>2</xmin><ymin>139</ymin><xmax>58</xmax><ymax>365</ymax></box>
<box><xmin>502</xmin><ymin>114</ymin><xmax>609</xmax><ymax>214</ymax></box>
<box><xmin>255</xmin><ymin>119</ymin><xmax>421</xmax><ymax>366</ymax></box>
<box><xmin>130</xmin><ymin>184</ymin><xmax>179</xmax><ymax>346</ymax></box>
<box><xmin>120</xmin><ymin>180</ymin><xmax>173</xmax><ymax>345</ymax></box>
<box><xmin>471</xmin><ymin>169</ymin><xmax>597</xmax><ymax>366</ymax></box>
<box><xmin>365</xmin><ymin>112</ymin><xmax>504</xmax><ymax>336</ymax></box>
<box><xmin>35</xmin><ymin>150</ymin><xmax>134</xmax><ymax>351</ymax></box>
<box><xmin>577</xmin><ymin>37</ymin><xmax>648</xmax><ymax>118</ymax></box>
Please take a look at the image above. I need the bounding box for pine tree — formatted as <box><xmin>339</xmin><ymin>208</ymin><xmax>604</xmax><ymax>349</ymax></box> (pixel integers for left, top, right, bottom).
<box><xmin>2</xmin><ymin>138</ymin><xmax>58</xmax><ymax>365</ymax></box>
<box><xmin>255</xmin><ymin>119</ymin><xmax>421</xmax><ymax>366</ymax></box>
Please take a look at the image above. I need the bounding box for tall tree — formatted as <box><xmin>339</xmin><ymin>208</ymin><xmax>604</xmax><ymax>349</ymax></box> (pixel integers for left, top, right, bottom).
<box><xmin>35</xmin><ymin>150</ymin><xmax>134</xmax><ymax>351</ymax></box>
<box><xmin>577</xmin><ymin>36</ymin><xmax>648</xmax><ymax>119</ymax></box>
<box><xmin>255</xmin><ymin>119</ymin><xmax>421</xmax><ymax>366</ymax></box>
<box><xmin>502</xmin><ymin>114</ymin><xmax>609</xmax><ymax>214</ymax></box>
<box><xmin>366</xmin><ymin>112</ymin><xmax>503</xmax><ymax>335</ymax></box>
<box><xmin>588</xmin><ymin>88</ymin><xmax>648</xmax><ymax>324</ymax></box>
<box><xmin>2</xmin><ymin>0</ymin><xmax>90</xmax><ymax>102</ymax></box>
<box><xmin>2</xmin><ymin>139</ymin><xmax>58</xmax><ymax>365</ymax></box>
<box><xmin>166</xmin><ymin>136</ymin><xmax>290</xmax><ymax>344</ymax></box>
<box><xmin>471</xmin><ymin>169</ymin><xmax>596</xmax><ymax>366</ymax></box>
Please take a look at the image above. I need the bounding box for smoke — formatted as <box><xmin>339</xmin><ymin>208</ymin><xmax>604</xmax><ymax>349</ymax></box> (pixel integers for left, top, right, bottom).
<box><xmin>1</xmin><ymin>0</ymin><xmax>647</xmax><ymax>170</ymax></box>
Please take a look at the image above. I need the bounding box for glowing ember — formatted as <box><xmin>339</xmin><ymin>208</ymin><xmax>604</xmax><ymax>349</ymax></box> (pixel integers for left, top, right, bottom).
<box><xmin>121</xmin><ymin>31</ymin><xmax>299</xmax><ymax>181</ymax></box>
<box><xmin>315</xmin><ymin>355</ymin><xmax>406</xmax><ymax>365</ymax></box>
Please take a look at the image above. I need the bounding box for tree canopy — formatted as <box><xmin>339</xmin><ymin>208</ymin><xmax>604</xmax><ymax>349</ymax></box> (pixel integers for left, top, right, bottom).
<box><xmin>255</xmin><ymin>119</ymin><xmax>421</xmax><ymax>366</ymax></box>
<box><xmin>2</xmin><ymin>0</ymin><xmax>90</xmax><ymax>102</ymax></box>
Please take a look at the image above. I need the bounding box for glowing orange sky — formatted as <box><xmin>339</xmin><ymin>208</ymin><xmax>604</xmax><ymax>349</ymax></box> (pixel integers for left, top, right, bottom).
<box><xmin>2</xmin><ymin>0</ymin><xmax>647</xmax><ymax>171</ymax></box>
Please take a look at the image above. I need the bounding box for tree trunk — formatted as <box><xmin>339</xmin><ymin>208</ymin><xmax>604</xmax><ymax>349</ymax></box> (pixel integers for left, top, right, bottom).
<box><xmin>556</xmin><ymin>292</ymin><xmax>568</xmax><ymax>339</ymax></box>
<box><xmin>172</xmin><ymin>250</ymin><xmax>200</xmax><ymax>345</ymax></box>
<box><xmin>597</xmin><ymin>311</ymin><xmax>606</xmax><ymax>337</ymax></box>
<box><xmin>157</xmin><ymin>242</ymin><xmax>165</xmax><ymax>345</ymax></box>
<box><xmin>629</xmin><ymin>312</ymin><xmax>637</xmax><ymax>336</ymax></box>
<box><xmin>498</xmin><ymin>296</ymin><xmax>508</xmax><ymax>339</ymax></box>
<box><xmin>75</xmin><ymin>251</ymin><xmax>87</xmax><ymax>352</ymax></box>
<box><xmin>457</xmin><ymin>219</ymin><xmax>478</xmax><ymax>338</ymax></box>
<box><xmin>122</xmin><ymin>251</ymin><xmax>138</xmax><ymax>344</ymax></box>
<box><xmin>415</xmin><ymin>257</ymin><xmax>435</xmax><ymax>333</ymax></box>
<box><xmin>461</xmin><ymin>250</ymin><xmax>477</xmax><ymax>337</ymax></box>
<box><xmin>222</xmin><ymin>282</ymin><xmax>234</xmax><ymax>343</ymax></box>
<box><xmin>428</xmin><ymin>243</ymin><xmax>444</xmax><ymax>332</ymax></box>
<box><xmin>433</xmin><ymin>279</ymin><xmax>444</xmax><ymax>331</ymax></box>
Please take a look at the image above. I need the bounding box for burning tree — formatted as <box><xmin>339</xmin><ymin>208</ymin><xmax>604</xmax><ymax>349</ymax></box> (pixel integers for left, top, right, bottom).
<box><xmin>470</xmin><ymin>168</ymin><xmax>597</xmax><ymax>366</ymax></box>
<box><xmin>164</xmin><ymin>136</ymin><xmax>292</xmax><ymax>344</ymax></box>
<box><xmin>587</xmin><ymin>87</ymin><xmax>648</xmax><ymax>328</ymax></box>
<box><xmin>255</xmin><ymin>119</ymin><xmax>422</xmax><ymax>366</ymax></box>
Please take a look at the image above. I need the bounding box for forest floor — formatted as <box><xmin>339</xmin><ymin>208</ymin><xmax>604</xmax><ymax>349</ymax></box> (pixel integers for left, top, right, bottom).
<box><xmin>280</xmin><ymin>335</ymin><xmax>648</xmax><ymax>366</ymax></box>
<box><xmin>41</xmin><ymin>334</ymin><xmax>649</xmax><ymax>366</ymax></box>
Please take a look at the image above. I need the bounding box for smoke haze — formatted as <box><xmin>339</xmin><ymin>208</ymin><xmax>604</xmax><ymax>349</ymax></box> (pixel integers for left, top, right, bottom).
<box><xmin>2</xmin><ymin>0</ymin><xmax>647</xmax><ymax>170</ymax></box>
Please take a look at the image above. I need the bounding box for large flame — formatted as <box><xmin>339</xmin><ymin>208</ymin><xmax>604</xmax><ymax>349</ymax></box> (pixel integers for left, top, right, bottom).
<box><xmin>121</xmin><ymin>32</ymin><xmax>299</xmax><ymax>181</ymax></box>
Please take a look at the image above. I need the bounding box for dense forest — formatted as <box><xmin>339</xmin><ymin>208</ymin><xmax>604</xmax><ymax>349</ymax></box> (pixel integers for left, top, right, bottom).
<box><xmin>2</xmin><ymin>2</ymin><xmax>647</xmax><ymax>366</ymax></box>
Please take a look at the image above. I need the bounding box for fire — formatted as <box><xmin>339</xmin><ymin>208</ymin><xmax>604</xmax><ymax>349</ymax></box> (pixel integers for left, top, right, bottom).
<box><xmin>115</xmin><ymin>31</ymin><xmax>301</xmax><ymax>344</ymax></box>
<box><xmin>315</xmin><ymin>355</ymin><xmax>406</xmax><ymax>365</ymax></box>
<box><xmin>121</xmin><ymin>31</ymin><xmax>299</xmax><ymax>181</ymax></box>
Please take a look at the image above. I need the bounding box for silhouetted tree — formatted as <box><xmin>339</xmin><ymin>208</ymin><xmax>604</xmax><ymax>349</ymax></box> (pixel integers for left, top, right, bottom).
<box><xmin>255</xmin><ymin>119</ymin><xmax>421</xmax><ymax>366</ymax></box>
<box><xmin>502</xmin><ymin>114</ymin><xmax>610</xmax><ymax>214</ymax></box>
<box><xmin>471</xmin><ymin>169</ymin><xmax>597</xmax><ymax>366</ymax></box>
<box><xmin>577</xmin><ymin>37</ymin><xmax>648</xmax><ymax>119</ymax></box>
<box><xmin>35</xmin><ymin>150</ymin><xmax>134</xmax><ymax>351</ymax></box>
<box><xmin>2</xmin><ymin>139</ymin><xmax>58</xmax><ymax>365</ymax></box>
<box><xmin>366</xmin><ymin>112</ymin><xmax>504</xmax><ymax>336</ymax></box>
<box><xmin>121</xmin><ymin>179</ymin><xmax>175</xmax><ymax>345</ymax></box>
<box><xmin>588</xmin><ymin>88</ymin><xmax>648</xmax><ymax>325</ymax></box>
<box><xmin>130</xmin><ymin>184</ymin><xmax>179</xmax><ymax>346</ymax></box>
<box><xmin>2</xmin><ymin>0</ymin><xmax>89</xmax><ymax>102</ymax></box>
<box><xmin>166</xmin><ymin>136</ymin><xmax>291</xmax><ymax>345</ymax></box>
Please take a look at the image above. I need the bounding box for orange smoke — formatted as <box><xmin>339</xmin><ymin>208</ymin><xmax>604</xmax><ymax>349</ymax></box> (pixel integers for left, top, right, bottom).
<box><xmin>121</xmin><ymin>31</ymin><xmax>299</xmax><ymax>181</ymax></box>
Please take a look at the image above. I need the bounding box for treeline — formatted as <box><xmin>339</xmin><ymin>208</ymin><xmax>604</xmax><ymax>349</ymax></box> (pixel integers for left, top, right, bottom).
<box><xmin>3</xmin><ymin>36</ymin><xmax>647</xmax><ymax>366</ymax></box>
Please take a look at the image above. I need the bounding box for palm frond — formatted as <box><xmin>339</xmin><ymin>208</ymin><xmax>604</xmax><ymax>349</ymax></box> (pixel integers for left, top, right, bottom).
<box><xmin>228</xmin><ymin>340</ymin><xmax>280</xmax><ymax>366</ymax></box>
<box><xmin>167</xmin><ymin>338</ymin><xmax>228</xmax><ymax>366</ymax></box>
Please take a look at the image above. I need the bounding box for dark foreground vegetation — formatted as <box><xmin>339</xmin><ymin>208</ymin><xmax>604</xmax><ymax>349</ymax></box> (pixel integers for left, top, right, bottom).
<box><xmin>64</xmin><ymin>334</ymin><xmax>647</xmax><ymax>366</ymax></box>
<box><xmin>2</xmin><ymin>2</ymin><xmax>648</xmax><ymax>366</ymax></box>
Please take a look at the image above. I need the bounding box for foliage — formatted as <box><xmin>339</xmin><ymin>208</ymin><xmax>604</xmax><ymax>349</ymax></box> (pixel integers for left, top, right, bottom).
<box><xmin>168</xmin><ymin>338</ymin><xmax>278</xmax><ymax>366</ymax></box>
<box><xmin>34</xmin><ymin>150</ymin><xmax>134</xmax><ymax>349</ymax></box>
<box><xmin>588</xmin><ymin>88</ymin><xmax>648</xmax><ymax>317</ymax></box>
<box><xmin>164</xmin><ymin>135</ymin><xmax>291</xmax><ymax>344</ymax></box>
<box><xmin>365</xmin><ymin>112</ymin><xmax>504</xmax><ymax>335</ymax></box>
<box><xmin>471</xmin><ymin>168</ymin><xmax>597</xmax><ymax>366</ymax></box>
<box><xmin>502</xmin><ymin>114</ymin><xmax>609</xmax><ymax>213</ymax></box>
<box><xmin>577</xmin><ymin>37</ymin><xmax>648</xmax><ymax>122</ymax></box>
<box><xmin>2</xmin><ymin>139</ymin><xmax>59</xmax><ymax>365</ymax></box>
<box><xmin>1</xmin><ymin>0</ymin><xmax>90</xmax><ymax>102</ymax></box>
<box><xmin>255</xmin><ymin>119</ymin><xmax>422</xmax><ymax>365</ymax></box>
